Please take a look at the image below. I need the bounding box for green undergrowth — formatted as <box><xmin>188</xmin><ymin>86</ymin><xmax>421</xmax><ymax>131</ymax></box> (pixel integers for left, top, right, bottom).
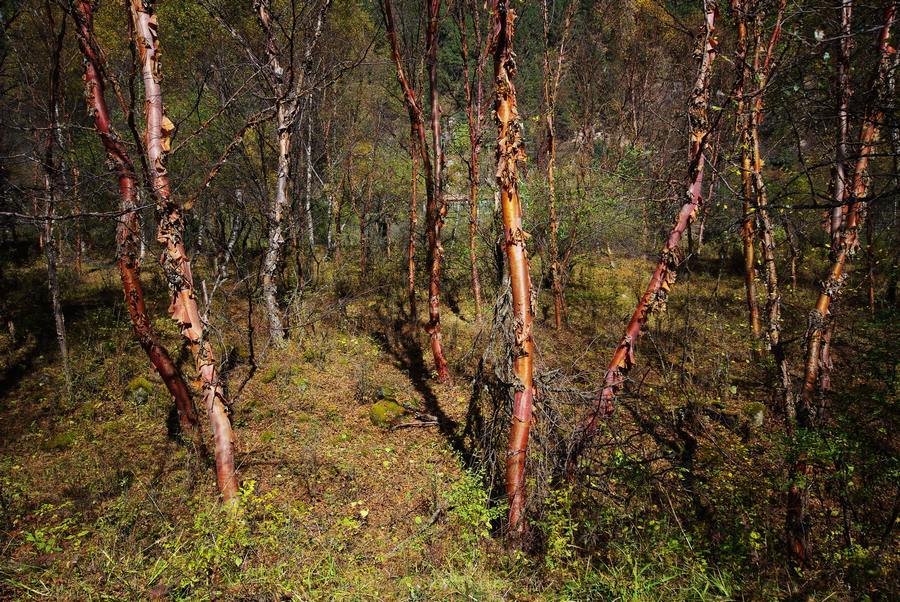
<box><xmin>0</xmin><ymin>255</ymin><xmax>895</xmax><ymax>600</ymax></box>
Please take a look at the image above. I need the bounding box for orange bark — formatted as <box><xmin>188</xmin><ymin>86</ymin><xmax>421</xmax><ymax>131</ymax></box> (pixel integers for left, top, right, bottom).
<box><xmin>585</xmin><ymin>3</ymin><xmax>718</xmax><ymax>432</ymax></box>
<box><xmin>788</xmin><ymin>5</ymin><xmax>895</xmax><ymax>567</ymax></box>
<box><xmin>71</xmin><ymin>0</ymin><xmax>198</xmax><ymax>438</ymax></box>
<box><xmin>383</xmin><ymin>0</ymin><xmax>449</xmax><ymax>380</ymax></box>
<box><xmin>491</xmin><ymin>0</ymin><xmax>536</xmax><ymax>533</ymax></box>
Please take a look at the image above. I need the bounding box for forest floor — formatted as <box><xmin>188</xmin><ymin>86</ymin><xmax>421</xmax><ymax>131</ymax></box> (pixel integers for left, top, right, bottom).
<box><xmin>0</xmin><ymin>247</ymin><xmax>896</xmax><ymax>600</ymax></box>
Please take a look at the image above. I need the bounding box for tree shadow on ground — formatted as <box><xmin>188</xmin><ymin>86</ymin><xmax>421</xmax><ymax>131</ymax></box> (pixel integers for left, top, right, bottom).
<box><xmin>364</xmin><ymin>304</ymin><xmax>468</xmax><ymax>459</ymax></box>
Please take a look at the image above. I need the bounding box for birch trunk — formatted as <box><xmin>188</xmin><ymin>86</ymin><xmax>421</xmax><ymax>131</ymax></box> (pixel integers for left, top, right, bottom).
<box><xmin>425</xmin><ymin>0</ymin><xmax>450</xmax><ymax>381</ymax></box>
<box><xmin>43</xmin><ymin>2</ymin><xmax>72</xmax><ymax>400</ymax></box>
<box><xmin>788</xmin><ymin>5</ymin><xmax>896</xmax><ymax>566</ymax></box>
<box><xmin>130</xmin><ymin>0</ymin><xmax>238</xmax><ymax>503</ymax></box>
<box><xmin>733</xmin><ymin>0</ymin><xmax>763</xmax><ymax>347</ymax></box>
<box><xmin>71</xmin><ymin>0</ymin><xmax>199</xmax><ymax>437</ymax></box>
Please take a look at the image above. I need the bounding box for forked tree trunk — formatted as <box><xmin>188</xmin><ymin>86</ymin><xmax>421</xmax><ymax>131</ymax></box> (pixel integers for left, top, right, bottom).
<box><xmin>71</xmin><ymin>0</ymin><xmax>199</xmax><ymax>437</ymax></box>
<box><xmin>584</xmin><ymin>2</ymin><xmax>718</xmax><ymax>430</ymax></box>
<box><xmin>129</xmin><ymin>0</ymin><xmax>239</xmax><ymax>503</ymax></box>
<box><xmin>425</xmin><ymin>0</ymin><xmax>450</xmax><ymax>381</ymax></box>
<box><xmin>256</xmin><ymin>0</ymin><xmax>331</xmax><ymax>343</ymax></box>
<box><xmin>746</xmin><ymin>0</ymin><xmax>792</xmax><ymax>415</ymax></box>
<box><xmin>383</xmin><ymin>0</ymin><xmax>449</xmax><ymax>379</ymax></box>
<box><xmin>788</xmin><ymin>4</ymin><xmax>896</xmax><ymax>567</ymax></box>
<box><xmin>491</xmin><ymin>0</ymin><xmax>536</xmax><ymax>534</ymax></box>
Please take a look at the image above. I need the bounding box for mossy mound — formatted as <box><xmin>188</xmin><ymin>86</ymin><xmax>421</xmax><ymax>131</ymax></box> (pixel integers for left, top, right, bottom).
<box><xmin>743</xmin><ymin>401</ymin><xmax>766</xmax><ymax>428</ymax></box>
<box><xmin>375</xmin><ymin>386</ymin><xmax>397</xmax><ymax>401</ymax></box>
<box><xmin>124</xmin><ymin>376</ymin><xmax>154</xmax><ymax>405</ymax></box>
<box><xmin>260</xmin><ymin>366</ymin><xmax>281</xmax><ymax>384</ymax></box>
<box><xmin>43</xmin><ymin>431</ymin><xmax>76</xmax><ymax>451</ymax></box>
<box><xmin>369</xmin><ymin>399</ymin><xmax>406</xmax><ymax>429</ymax></box>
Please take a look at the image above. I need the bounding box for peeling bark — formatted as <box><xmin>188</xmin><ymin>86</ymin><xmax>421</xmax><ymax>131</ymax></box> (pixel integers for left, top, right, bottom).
<box><xmin>71</xmin><ymin>0</ymin><xmax>198</xmax><ymax>437</ymax></box>
<box><xmin>491</xmin><ymin>0</ymin><xmax>536</xmax><ymax>534</ymax></box>
<box><xmin>788</xmin><ymin>4</ymin><xmax>896</xmax><ymax>567</ymax></box>
<box><xmin>255</xmin><ymin>0</ymin><xmax>332</xmax><ymax>343</ymax></box>
<box><xmin>425</xmin><ymin>0</ymin><xmax>450</xmax><ymax>381</ymax></box>
<box><xmin>129</xmin><ymin>0</ymin><xmax>238</xmax><ymax>502</ymax></box>
<box><xmin>829</xmin><ymin>0</ymin><xmax>854</xmax><ymax>250</ymax></box>
<box><xmin>746</xmin><ymin>0</ymin><xmax>792</xmax><ymax>415</ymax></box>
<box><xmin>585</xmin><ymin>2</ymin><xmax>718</xmax><ymax>431</ymax></box>
<box><xmin>733</xmin><ymin>0</ymin><xmax>762</xmax><ymax>347</ymax></box>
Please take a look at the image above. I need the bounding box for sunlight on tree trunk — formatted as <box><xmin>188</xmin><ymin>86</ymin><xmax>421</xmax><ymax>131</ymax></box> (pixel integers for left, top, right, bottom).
<box><xmin>584</xmin><ymin>1</ymin><xmax>718</xmax><ymax>431</ymax></box>
<box><xmin>491</xmin><ymin>0</ymin><xmax>536</xmax><ymax>534</ymax></box>
<box><xmin>129</xmin><ymin>0</ymin><xmax>238</xmax><ymax>504</ymax></box>
<box><xmin>789</xmin><ymin>4</ymin><xmax>895</xmax><ymax>567</ymax></box>
<box><xmin>71</xmin><ymin>0</ymin><xmax>199</xmax><ymax>438</ymax></box>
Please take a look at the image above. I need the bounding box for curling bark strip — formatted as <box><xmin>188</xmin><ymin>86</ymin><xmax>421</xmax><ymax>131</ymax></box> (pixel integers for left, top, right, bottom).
<box><xmin>71</xmin><ymin>0</ymin><xmax>198</xmax><ymax>437</ymax></box>
<box><xmin>491</xmin><ymin>0</ymin><xmax>536</xmax><ymax>533</ymax></box>
<box><xmin>745</xmin><ymin>0</ymin><xmax>793</xmax><ymax>414</ymax></box>
<box><xmin>584</xmin><ymin>2</ymin><xmax>718</xmax><ymax>432</ymax></box>
<box><xmin>788</xmin><ymin>4</ymin><xmax>895</xmax><ymax>567</ymax></box>
<box><xmin>130</xmin><ymin>0</ymin><xmax>238</xmax><ymax>503</ymax></box>
<box><xmin>798</xmin><ymin>3</ymin><xmax>895</xmax><ymax>423</ymax></box>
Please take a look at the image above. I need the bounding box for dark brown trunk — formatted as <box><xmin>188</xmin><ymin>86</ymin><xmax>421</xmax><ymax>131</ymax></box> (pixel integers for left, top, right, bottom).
<box><xmin>541</xmin><ymin>0</ymin><xmax>576</xmax><ymax>330</ymax></box>
<box><xmin>383</xmin><ymin>0</ymin><xmax>449</xmax><ymax>380</ymax></box>
<box><xmin>425</xmin><ymin>0</ymin><xmax>450</xmax><ymax>381</ymax></box>
<box><xmin>408</xmin><ymin>125</ymin><xmax>419</xmax><ymax>321</ymax></box>
<box><xmin>42</xmin><ymin>3</ymin><xmax>72</xmax><ymax>400</ymax></box>
<box><xmin>456</xmin><ymin>1</ymin><xmax>484</xmax><ymax>321</ymax></box>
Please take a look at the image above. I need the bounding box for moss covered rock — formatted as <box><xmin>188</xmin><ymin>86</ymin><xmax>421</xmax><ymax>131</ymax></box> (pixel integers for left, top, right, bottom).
<box><xmin>124</xmin><ymin>376</ymin><xmax>154</xmax><ymax>405</ymax></box>
<box><xmin>43</xmin><ymin>431</ymin><xmax>76</xmax><ymax>451</ymax></box>
<box><xmin>369</xmin><ymin>399</ymin><xmax>406</xmax><ymax>429</ymax></box>
<box><xmin>743</xmin><ymin>402</ymin><xmax>766</xmax><ymax>428</ymax></box>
